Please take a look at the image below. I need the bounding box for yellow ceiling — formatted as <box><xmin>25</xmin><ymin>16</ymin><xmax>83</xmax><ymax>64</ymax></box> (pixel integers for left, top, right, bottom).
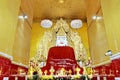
<box><xmin>33</xmin><ymin>0</ymin><xmax>87</xmax><ymax>22</ymax></box>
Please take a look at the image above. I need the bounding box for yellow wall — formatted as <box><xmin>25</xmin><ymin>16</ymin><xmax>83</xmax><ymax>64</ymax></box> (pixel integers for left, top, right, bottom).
<box><xmin>12</xmin><ymin>14</ymin><xmax>32</xmax><ymax>65</ymax></box>
<box><xmin>0</xmin><ymin>0</ymin><xmax>33</xmax><ymax>65</ymax></box>
<box><xmin>87</xmin><ymin>0</ymin><xmax>110</xmax><ymax>67</ymax></box>
<box><xmin>101</xmin><ymin>0</ymin><xmax>120</xmax><ymax>53</ymax></box>
<box><xmin>87</xmin><ymin>0</ymin><xmax>120</xmax><ymax>67</ymax></box>
<box><xmin>12</xmin><ymin>0</ymin><xmax>33</xmax><ymax>65</ymax></box>
<box><xmin>30</xmin><ymin>22</ymin><xmax>45</xmax><ymax>58</ymax></box>
<box><xmin>0</xmin><ymin>0</ymin><xmax>21</xmax><ymax>56</ymax></box>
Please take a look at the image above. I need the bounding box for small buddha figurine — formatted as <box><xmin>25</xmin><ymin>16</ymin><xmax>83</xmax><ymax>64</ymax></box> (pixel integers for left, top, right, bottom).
<box><xmin>44</xmin><ymin>70</ymin><xmax>47</xmax><ymax>75</ymax></box>
<box><xmin>76</xmin><ymin>67</ymin><xmax>80</xmax><ymax>75</ymax></box>
<box><xmin>49</xmin><ymin>66</ymin><xmax>55</xmax><ymax>75</ymax></box>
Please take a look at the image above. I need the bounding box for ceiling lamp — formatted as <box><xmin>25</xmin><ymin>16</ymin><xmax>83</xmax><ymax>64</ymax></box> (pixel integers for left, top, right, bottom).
<box><xmin>40</xmin><ymin>19</ymin><xmax>53</xmax><ymax>28</ymax></box>
<box><xmin>59</xmin><ymin>0</ymin><xmax>64</xmax><ymax>3</ymax></box>
<box><xmin>18</xmin><ymin>14</ymin><xmax>28</xmax><ymax>19</ymax></box>
<box><xmin>70</xmin><ymin>19</ymin><xmax>82</xmax><ymax>29</ymax></box>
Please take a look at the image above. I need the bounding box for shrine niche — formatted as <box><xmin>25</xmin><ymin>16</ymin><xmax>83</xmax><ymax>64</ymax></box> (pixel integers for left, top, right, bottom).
<box><xmin>29</xmin><ymin>18</ymin><xmax>88</xmax><ymax>73</ymax></box>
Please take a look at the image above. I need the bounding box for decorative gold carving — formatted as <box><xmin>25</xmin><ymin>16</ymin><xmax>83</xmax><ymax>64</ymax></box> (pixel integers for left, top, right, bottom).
<box><xmin>53</xmin><ymin>18</ymin><xmax>69</xmax><ymax>33</ymax></box>
<box><xmin>56</xmin><ymin>27</ymin><xmax>66</xmax><ymax>36</ymax></box>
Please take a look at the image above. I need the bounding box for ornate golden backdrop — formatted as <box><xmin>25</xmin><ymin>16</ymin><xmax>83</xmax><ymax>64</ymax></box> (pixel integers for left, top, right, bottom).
<box><xmin>30</xmin><ymin>19</ymin><xmax>89</xmax><ymax>66</ymax></box>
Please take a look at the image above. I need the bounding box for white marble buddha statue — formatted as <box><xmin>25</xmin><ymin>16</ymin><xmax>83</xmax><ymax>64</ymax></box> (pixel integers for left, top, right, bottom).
<box><xmin>56</xmin><ymin>26</ymin><xmax>68</xmax><ymax>46</ymax></box>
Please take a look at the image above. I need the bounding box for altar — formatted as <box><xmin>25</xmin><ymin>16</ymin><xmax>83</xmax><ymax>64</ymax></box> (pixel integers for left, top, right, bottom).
<box><xmin>41</xmin><ymin>46</ymin><xmax>83</xmax><ymax>75</ymax></box>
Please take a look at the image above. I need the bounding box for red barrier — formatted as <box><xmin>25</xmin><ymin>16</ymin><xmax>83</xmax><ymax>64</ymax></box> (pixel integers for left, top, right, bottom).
<box><xmin>0</xmin><ymin>55</ymin><xmax>28</xmax><ymax>79</ymax></box>
<box><xmin>0</xmin><ymin>56</ymin><xmax>11</xmax><ymax>76</ymax></box>
<box><xmin>92</xmin><ymin>58</ymin><xmax>120</xmax><ymax>80</ymax></box>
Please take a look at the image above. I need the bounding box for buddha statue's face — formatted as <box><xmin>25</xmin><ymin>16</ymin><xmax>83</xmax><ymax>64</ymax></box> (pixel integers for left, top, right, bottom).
<box><xmin>56</xmin><ymin>36</ymin><xmax>67</xmax><ymax>46</ymax></box>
